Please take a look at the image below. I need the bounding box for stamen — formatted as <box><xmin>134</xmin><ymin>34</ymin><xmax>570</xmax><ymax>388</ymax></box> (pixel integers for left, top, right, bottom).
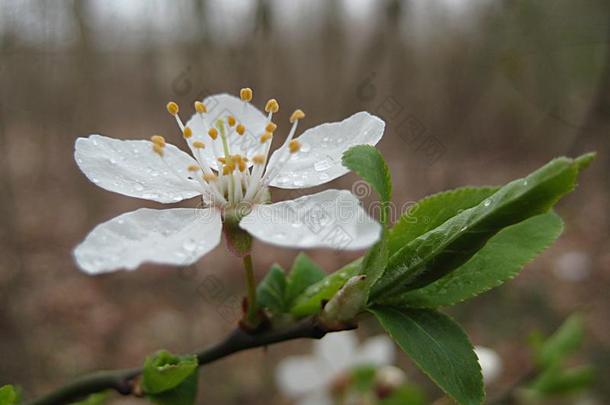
<box><xmin>236</xmin><ymin>124</ymin><xmax>246</xmax><ymax>135</ymax></box>
<box><xmin>265</xmin><ymin>122</ymin><xmax>277</xmax><ymax>133</ymax></box>
<box><xmin>218</xmin><ymin>157</ymin><xmax>227</xmax><ymax>164</ymax></box>
<box><xmin>260</xmin><ymin>132</ymin><xmax>273</xmax><ymax>143</ymax></box>
<box><xmin>183</xmin><ymin>127</ymin><xmax>193</xmax><ymax>139</ymax></box>
<box><xmin>227</xmin><ymin>115</ymin><xmax>236</xmax><ymax>127</ymax></box>
<box><xmin>208</xmin><ymin>128</ymin><xmax>218</xmax><ymax>140</ymax></box>
<box><xmin>203</xmin><ymin>173</ymin><xmax>217</xmax><ymax>182</ymax></box>
<box><xmin>194</xmin><ymin>101</ymin><xmax>207</xmax><ymax>113</ymax></box>
<box><xmin>240</xmin><ymin>87</ymin><xmax>253</xmax><ymax>102</ymax></box>
<box><xmin>187</xmin><ymin>164</ymin><xmax>200</xmax><ymax>172</ymax></box>
<box><xmin>166</xmin><ymin>101</ymin><xmax>179</xmax><ymax>116</ymax></box>
<box><xmin>222</xmin><ymin>162</ymin><xmax>235</xmax><ymax>175</ymax></box>
<box><xmin>289</xmin><ymin>139</ymin><xmax>301</xmax><ymax>153</ymax></box>
<box><xmin>290</xmin><ymin>109</ymin><xmax>305</xmax><ymax>123</ymax></box>
<box><xmin>264</xmin><ymin>98</ymin><xmax>279</xmax><ymax>113</ymax></box>
<box><xmin>150</xmin><ymin>135</ymin><xmax>166</xmax><ymax>147</ymax></box>
<box><xmin>192</xmin><ymin>141</ymin><xmax>206</xmax><ymax>149</ymax></box>
<box><xmin>252</xmin><ymin>154</ymin><xmax>266</xmax><ymax>165</ymax></box>
<box><xmin>152</xmin><ymin>143</ymin><xmax>164</xmax><ymax>157</ymax></box>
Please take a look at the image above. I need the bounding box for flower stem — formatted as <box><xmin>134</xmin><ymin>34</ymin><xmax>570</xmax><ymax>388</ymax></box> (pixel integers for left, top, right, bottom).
<box><xmin>243</xmin><ymin>254</ymin><xmax>258</xmax><ymax>324</ymax></box>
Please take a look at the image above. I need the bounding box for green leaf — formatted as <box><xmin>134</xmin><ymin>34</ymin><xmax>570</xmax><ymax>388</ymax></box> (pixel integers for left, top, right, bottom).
<box><xmin>380</xmin><ymin>385</ymin><xmax>426</xmax><ymax>405</ymax></box>
<box><xmin>371</xmin><ymin>154</ymin><xmax>592</xmax><ymax>299</ymax></box>
<box><xmin>342</xmin><ymin>145</ymin><xmax>392</xmax><ymax>203</ymax></box>
<box><xmin>70</xmin><ymin>392</ymin><xmax>109</xmax><ymax>405</ymax></box>
<box><xmin>388</xmin><ymin>212</ymin><xmax>564</xmax><ymax>307</ymax></box>
<box><xmin>285</xmin><ymin>253</ymin><xmax>326</xmax><ymax>305</ymax></box>
<box><xmin>529</xmin><ymin>365</ymin><xmax>594</xmax><ymax>396</ymax></box>
<box><xmin>256</xmin><ymin>264</ymin><xmax>287</xmax><ymax>314</ymax></box>
<box><xmin>361</xmin><ymin>230</ymin><xmax>389</xmax><ymax>291</ymax></box>
<box><xmin>148</xmin><ymin>371</ymin><xmax>199</xmax><ymax>405</ymax></box>
<box><xmin>290</xmin><ymin>259</ymin><xmax>361</xmax><ymax>317</ymax></box>
<box><xmin>342</xmin><ymin>145</ymin><xmax>392</xmax><ymax>224</ymax></box>
<box><xmin>388</xmin><ymin>187</ymin><xmax>498</xmax><ymax>255</ymax></box>
<box><xmin>370</xmin><ymin>306</ymin><xmax>484</xmax><ymax>405</ymax></box>
<box><xmin>536</xmin><ymin>314</ymin><xmax>584</xmax><ymax>368</ymax></box>
<box><xmin>0</xmin><ymin>385</ymin><xmax>19</xmax><ymax>405</ymax></box>
<box><xmin>142</xmin><ymin>350</ymin><xmax>198</xmax><ymax>395</ymax></box>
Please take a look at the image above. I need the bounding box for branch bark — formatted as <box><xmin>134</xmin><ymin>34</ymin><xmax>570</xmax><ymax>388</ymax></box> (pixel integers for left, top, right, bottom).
<box><xmin>27</xmin><ymin>316</ymin><xmax>347</xmax><ymax>405</ymax></box>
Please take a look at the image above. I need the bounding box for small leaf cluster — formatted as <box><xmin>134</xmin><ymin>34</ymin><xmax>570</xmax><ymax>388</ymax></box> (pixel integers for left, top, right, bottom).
<box><xmin>261</xmin><ymin>148</ymin><xmax>595</xmax><ymax>404</ymax></box>
<box><xmin>141</xmin><ymin>350</ymin><xmax>199</xmax><ymax>405</ymax></box>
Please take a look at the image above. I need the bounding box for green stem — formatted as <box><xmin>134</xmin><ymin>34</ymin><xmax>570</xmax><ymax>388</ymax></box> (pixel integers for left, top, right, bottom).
<box><xmin>243</xmin><ymin>254</ymin><xmax>258</xmax><ymax>323</ymax></box>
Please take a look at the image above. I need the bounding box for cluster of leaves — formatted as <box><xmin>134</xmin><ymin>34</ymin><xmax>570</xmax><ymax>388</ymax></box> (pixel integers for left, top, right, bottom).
<box><xmin>0</xmin><ymin>385</ymin><xmax>20</xmax><ymax>405</ymax></box>
<box><xmin>522</xmin><ymin>314</ymin><xmax>595</xmax><ymax>401</ymax></box>
<box><xmin>258</xmin><ymin>146</ymin><xmax>594</xmax><ymax>404</ymax></box>
<box><xmin>140</xmin><ymin>350</ymin><xmax>199</xmax><ymax>405</ymax></box>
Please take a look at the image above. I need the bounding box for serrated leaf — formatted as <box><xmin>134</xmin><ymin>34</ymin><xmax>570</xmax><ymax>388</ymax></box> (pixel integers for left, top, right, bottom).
<box><xmin>370</xmin><ymin>306</ymin><xmax>484</xmax><ymax>405</ymax></box>
<box><xmin>148</xmin><ymin>371</ymin><xmax>198</xmax><ymax>405</ymax></box>
<box><xmin>285</xmin><ymin>253</ymin><xmax>326</xmax><ymax>305</ymax></box>
<box><xmin>387</xmin><ymin>212</ymin><xmax>564</xmax><ymax>307</ymax></box>
<box><xmin>290</xmin><ymin>258</ymin><xmax>361</xmax><ymax>317</ymax></box>
<box><xmin>371</xmin><ymin>154</ymin><xmax>592</xmax><ymax>300</ymax></box>
<box><xmin>537</xmin><ymin>314</ymin><xmax>584</xmax><ymax>368</ymax></box>
<box><xmin>388</xmin><ymin>187</ymin><xmax>498</xmax><ymax>255</ymax></box>
<box><xmin>142</xmin><ymin>350</ymin><xmax>198</xmax><ymax>395</ymax></box>
<box><xmin>256</xmin><ymin>264</ymin><xmax>287</xmax><ymax>314</ymax></box>
<box><xmin>0</xmin><ymin>385</ymin><xmax>19</xmax><ymax>405</ymax></box>
<box><xmin>342</xmin><ymin>145</ymin><xmax>392</xmax><ymax>203</ymax></box>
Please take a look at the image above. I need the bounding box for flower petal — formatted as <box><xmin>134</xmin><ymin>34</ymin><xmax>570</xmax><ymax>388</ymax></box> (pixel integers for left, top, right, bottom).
<box><xmin>185</xmin><ymin>93</ymin><xmax>268</xmax><ymax>170</ymax></box>
<box><xmin>474</xmin><ymin>346</ymin><xmax>503</xmax><ymax>385</ymax></box>
<box><xmin>239</xmin><ymin>189</ymin><xmax>382</xmax><ymax>250</ymax></box>
<box><xmin>275</xmin><ymin>356</ymin><xmax>330</xmax><ymax>397</ymax></box>
<box><xmin>75</xmin><ymin>135</ymin><xmax>201</xmax><ymax>203</ymax></box>
<box><xmin>353</xmin><ymin>335</ymin><xmax>395</xmax><ymax>367</ymax></box>
<box><xmin>269</xmin><ymin>111</ymin><xmax>385</xmax><ymax>189</ymax></box>
<box><xmin>314</xmin><ymin>331</ymin><xmax>358</xmax><ymax>375</ymax></box>
<box><xmin>74</xmin><ymin>208</ymin><xmax>222</xmax><ymax>274</ymax></box>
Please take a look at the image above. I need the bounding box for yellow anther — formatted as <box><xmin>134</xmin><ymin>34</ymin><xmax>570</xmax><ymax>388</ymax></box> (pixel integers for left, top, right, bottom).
<box><xmin>238</xmin><ymin>159</ymin><xmax>246</xmax><ymax>172</ymax></box>
<box><xmin>150</xmin><ymin>135</ymin><xmax>166</xmax><ymax>147</ymax></box>
<box><xmin>217</xmin><ymin>157</ymin><xmax>226</xmax><ymax>164</ymax></box>
<box><xmin>260</xmin><ymin>132</ymin><xmax>273</xmax><ymax>143</ymax></box>
<box><xmin>265</xmin><ymin>122</ymin><xmax>277</xmax><ymax>133</ymax></box>
<box><xmin>252</xmin><ymin>154</ymin><xmax>266</xmax><ymax>165</ymax></box>
<box><xmin>187</xmin><ymin>164</ymin><xmax>200</xmax><ymax>172</ymax></box>
<box><xmin>203</xmin><ymin>173</ymin><xmax>217</xmax><ymax>182</ymax></box>
<box><xmin>236</xmin><ymin>124</ymin><xmax>246</xmax><ymax>135</ymax></box>
<box><xmin>166</xmin><ymin>101</ymin><xmax>179</xmax><ymax>116</ymax></box>
<box><xmin>208</xmin><ymin>128</ymin><xmax>218</xmax><ymax>140</ymax></box>
<box><xmin>192</xmin><ymin>141</ymin><xmax>205</xmax><ymax>149</ymax></box>
<box><xmin>227</xmin><ymin>115</ymin><xmax>236</xmax><ymax>127</ymax></box>
<box><xmin>265</xmin><ymin>98</ymin><xmax>279</xmax><ymax>113</ymax></box>
<box><xmin>222</xmin><ymin>162</ymin><xmax>236</xmax><ymax>175</ymax></box>
<box><xmin>182</xmin><ymin>127</ymin><xmax>193</xmax><ymax>139</ymax></box>
<box><xmin>153</xmin><ymin>143</ymin><xmax>164</xmax><ymax>157</ymax></box>
<box><xmin>240</xmin><ymin>87</ymin><xmax>253</xmax><ymax>102</ymax></box>
<box><xmin>194</xmin><ymin>101</ymin><xmax>207</xmax><ymax>113</ymax></box>
<box><xmin>290</xmin><ymin>109</ymin><xmax>305</xmax><ymax>123</ymax></box>
<box><xmin>289</xmin><ymin>139</ymin><xmax>301</xmax><ymax>153</ymax></box>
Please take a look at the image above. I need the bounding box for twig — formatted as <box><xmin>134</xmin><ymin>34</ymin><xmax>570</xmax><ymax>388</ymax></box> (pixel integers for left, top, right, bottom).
<box><xmin>27</xmin><ymin>316</ymin><xmax>348</xmax><ymax>405</ymax></box>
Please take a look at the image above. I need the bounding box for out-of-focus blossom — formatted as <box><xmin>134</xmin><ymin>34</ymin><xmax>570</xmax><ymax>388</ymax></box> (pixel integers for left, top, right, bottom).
<box><xmin>474</xmin><ymin>345</ymin><xmax>503</xmax><ymax>385</ymax></box>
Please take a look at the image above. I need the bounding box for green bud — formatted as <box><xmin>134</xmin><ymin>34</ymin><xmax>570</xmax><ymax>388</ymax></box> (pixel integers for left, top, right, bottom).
<box><xmin>320</xmin><ymin>275</ymin><xmax>368</xmax><ymax>325</ymax></box>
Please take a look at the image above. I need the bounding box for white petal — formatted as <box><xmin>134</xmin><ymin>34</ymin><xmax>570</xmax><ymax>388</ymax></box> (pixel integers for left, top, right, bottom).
<box><xmin>275</xmin><ymin>356</ymin><xmax>330</xmax><ymax>397</ymax></box>
<box><xmin>314</xmin><ymin>331</ymin><xmax>358</xmax><ymax>375</ymax></box>
<box><xmin>352</xmin><ymin>335</ymin><xmax>395</xmax><ymax>367</ymax></box>
<box><xmin>474</xmin><ymin>346</ymin><xmax>503</xmax><ymax>385</ymax></box>
<box><xmin>185</xmin><ymin>93</ymin><xmax>268</xmax><ymax>169</ymax></box>
<box><xmin>75</xmin><ymin>135</ymin><xmax>201</xmax><ymax>203</ymax></box>
<box><xmin>239</xmin><ymin>189</ymin><xmax>382</xmax><ymax>250</ymax></box>
<box><xmin>74</xmin><ymin>208</ymin><xmax>222</xmax><ymax>274</ymax></box>
<box><xmin>269</xmin><ymin>111</ymin><xmax>385</xmax><ymax>189</ymax></box>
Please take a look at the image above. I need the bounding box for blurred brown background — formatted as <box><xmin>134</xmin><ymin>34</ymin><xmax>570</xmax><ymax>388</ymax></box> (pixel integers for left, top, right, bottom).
<box><xmin>0</xmin><ymin>0</ymin><xmax>609</xmax><ymax>403</ymax></box>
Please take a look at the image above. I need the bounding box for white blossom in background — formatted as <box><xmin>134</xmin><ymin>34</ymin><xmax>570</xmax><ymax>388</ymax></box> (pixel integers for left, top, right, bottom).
<box><xmin>73</xmin><ymin>89</ymin><xmax>385</xmax><ymax>274</ymax></box>
<box><xmin>474</xmin><ymin>345</ymin><xmax>503</xmax><ymax>385</ymax></box>
<box><xmin>553</xmin><ymin>250</ymin><xmax>592</xmax><ymax>282</ymax></box>
<box><xmin>275</xmin><ymin>331</ymin><xmax>395</xmax><ymax>405</ymax></box>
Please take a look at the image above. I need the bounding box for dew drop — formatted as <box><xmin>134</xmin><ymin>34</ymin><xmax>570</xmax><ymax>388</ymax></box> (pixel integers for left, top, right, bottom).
<box><xmin>134</xmin><ymin>183</ymin><xmax>145</xmax><ymax>191</ymax></box>
<box><xmin>183</xmin><ymin>239</ymin><xmax>197</xmax><ymax>252</ymax></box>
<box><xmin>522</xmin><ymin>180</ymin><xmax>529</xmax><ymax>186</ymax></box>
<box><xmin>92</xmin><ymin>177</ymin><xmax>100</xmax><ymax>184</ymax></box>
<box><xmin>109</xmin><ymin>158</ymin><xmax>117</xmax><ymax>165</ymax></box>
<box><xmin>293</xmin><ymin>179</ymin><xmax>305</xmax><ymax>187</ymax></box>
<box><xmin>300</xmin><ymin>142</ymin><xmax>311</xmax><ymax>153</ymax></box>
<box><xmin>274</xmin><ymin>231</ymin><xmax>287</xmax><ymax>240</ymax></box>
<box><xmin>314</xmin><ymin>160</ymin><xmax>333</xmax><ymax>171</ymax></box>
<box><xmin>483</xmin><ymin>198</ymin><xmax>492</xmax><ymax>207</ymax></box>
<box><xmin>319</xmin><ymin>173</ymin><xmax>330</xmax><ymax>181</ymax></box>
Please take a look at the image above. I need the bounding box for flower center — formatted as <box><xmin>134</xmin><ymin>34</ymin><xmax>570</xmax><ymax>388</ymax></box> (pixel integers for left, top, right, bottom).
<box><xmin>150</xmin><ymin>88</ymin><xmax>304</xmax><ymax>212</ymax></box>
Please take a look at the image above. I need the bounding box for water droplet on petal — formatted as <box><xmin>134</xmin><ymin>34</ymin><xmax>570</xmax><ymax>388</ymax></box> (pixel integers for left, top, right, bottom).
<box><xmin>483</xmin><ymin>198</ymin><xmax>492</xmax><ymax>207</ymax></box>
<box><xmin>319</xmin><ymin>173</ymin><xmax>330</xmax><ymax>181</ymax></box>
<box><xmin>183</xmin><ymin>239</ymin><xmax>197</xmax><ymax>252</ymax></box>
<box><xmin>134</xmin><ymin>183</ymin><xmax>145</xmax><ymax>191</ymax></box>
<box><xmin>314</xmin><ymin>160</ymin><xmax>333</xmax><ymax>171</ymax></box>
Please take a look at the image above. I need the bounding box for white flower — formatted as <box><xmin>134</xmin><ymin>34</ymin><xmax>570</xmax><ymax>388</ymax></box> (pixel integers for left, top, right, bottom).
<box><xmin>74</xmin><ymin>90</ymin><xmax>385</xmax><ymax>274</ymax></box>
<box><xmin>473</xmin><ymin>345</ymin><xmax>503</xmax><ymax>385</ymax></box>
<box><xmin>275</xmin><ymin>331</ymin><xmax>395</xmax><ymax>405</ymax></box>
